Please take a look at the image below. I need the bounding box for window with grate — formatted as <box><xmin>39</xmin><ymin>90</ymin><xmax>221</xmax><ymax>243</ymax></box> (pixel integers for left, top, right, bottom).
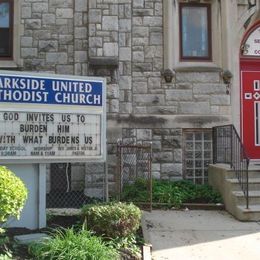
<box><xmin>183</xmin><ymin>129</ymin><xmax>212</xmax><ymax>184</ymax></box>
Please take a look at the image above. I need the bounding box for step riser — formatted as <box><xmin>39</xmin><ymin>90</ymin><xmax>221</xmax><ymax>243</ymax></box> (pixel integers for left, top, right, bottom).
<box><xmin>227</xmin><ymin>171</ymin><xmax>260</xmax><ymax>179</ymax></box>
<box><xmin>227</xmin><ymin>182</ymin><xmax>260</xmax><ymax>191</ymax></box>
<box><xmin>234</xmin><ymin>196</ymin><xmax>260</xmax><ymax>205</ymax></box>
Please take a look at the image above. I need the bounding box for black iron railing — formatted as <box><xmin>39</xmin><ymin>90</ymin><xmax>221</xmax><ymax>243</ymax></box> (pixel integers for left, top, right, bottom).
<box><xmin>213</xmin><ymin>125</ymin><xmax>249</xmax><ymax>209</ymax></box>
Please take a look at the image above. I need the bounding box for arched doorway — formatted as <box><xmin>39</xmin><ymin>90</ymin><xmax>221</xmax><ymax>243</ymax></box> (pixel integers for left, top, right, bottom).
<box><xmin>240</xmin><ymin>21</ymin><xmax>260</xmax><ymax>160</ymax></box>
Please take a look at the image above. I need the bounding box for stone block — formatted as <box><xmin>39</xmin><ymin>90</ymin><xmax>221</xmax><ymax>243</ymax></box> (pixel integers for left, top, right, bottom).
<box><xmin>122</xmin><ymin>128</ymin><xmax>136</xmax><ymax>138</ymax></box>
<box><xmin>162</xmin><ymin>136</ymin><xmax>181</xmax><ymax>149</ymax></box>
<box><xmin>133</xmin><ymin>27</ymin><xmax>149</xmax><ymax>37</ymax></box>
<box><xmin>21</xmin><ymin>48</ymin><xmax>38</xmax><ymax>58</ymax></box>
<box><xmin>133</xmin><ymin>0</ymin><xmax>144</xmax><ymax>8</ymax></box>
<box><xmin>152</xmin><ymin>163</ymin><xmax>160</xmax><ymax>172</ymax></box>
<box><xmin>120</xmin><ymin>102</ymin><xmax>132</xmax><ymax>113</ymax></box>
<box><xmin>193</xmin><ymin>84</ymin><xmax>226</xmax><ymax>94</ymax></box>
<box><xmin>152</xmin><ymin>172</ymin><xmax>160</xmax><ymax>179</ymax></box>
<box><xmin>89</xmin><ymin>9</ymin><xmax>101</xmax><ymax>23</ymax></box>
<box><xmin>104</xmin><ymin>43</ymin><xmax>118</xmax><ymax>56</ymax></box>
<box><xmin>133</xmin><ymin>94</ymin><xmax>164</xmax><ymax>105</ymax></box>
<box><xmin>178</xmin><ymin>102</ymin><xmax>210</xmax><ymax>114</ymax></box>
<box><xmin>75</xmin><ymin>27</ymin><xmax>87</xmax><ymax>39</ymax></box>
<box><xmin>155</xmin><ymin>3</ymin><xmax>163</xmax><ymax>16</ymax></box>
<box><xmin>150</xmin><ymin>32</ymin><xmax>162</xmax><ymax>45</ymax></box>
<box><xmin>32</xmin><ymin>3</ymin><xmax>48</xmax><ymax>13</ymax></box>
<box><xmin>56</xmin><ymin>65</ymin><xmax>74</xmax><ymax>74</ymax></box>
<box><xmin>119</xmin><ymin>19</ymin><xmax>131</xmax><ymax>32</ymax></box>
<box><xmin>133</xmin><ymin>62</ymin><xmax>152</xmax><ymax>72</ymax></box>
<box><xmin>56</xmin><ymin>8</ymin><xmax>73</xmax><ymax>19</ymax></box>
<box><xmin>25</xmin><ymin>19</ymin><xmax>42</xmax><ymax>29</ymax></box>
<box><xmin>153</xmin><ymin>152</ymin><xmax>173</xmax><ymax>163</ymax></box>
<box><xmin>133</xmin><ymin>81</ymin><xmax>148</xmax><ymax>94</ymax></box>
<box><xmin>147</xmin><ymin>106</ymin><xmax>177</xmax><ymax>115</ymax></box>
<box><xmin>148</xmin><ymin>77</ymin><xmax>161</xmax><ymax>89</ymax></box>
<box><xmin>119</xmin><ymin>47</ymin><xmax>131</xmax><ymax>61</ymax></box>
<box><xmin>143</xmin><ymin>17</ymin><xmax>162</xmax><ymax>27</ymax></box>
<box><xmin>133</xmin><ymin>51</ymin><xmax>144</xmax><ymax>62</ymax></box>
<box><xmin>21</xmin><ymin>37</ymin><xmax>33</xmax><ymax>47</ymax></box>
<box><xmin>176</xmin><ymin>72</ymin><xmax>220</xmax><ymax>83</ymax></box>
<box><xmin>59</xmin><ymin>35</ymin><xmax>73</xmax><ymax>44</ymax></box>
<box><xmin>166</xmin><ymin>89</ymin><xmax>193</xmax><ymax>101</ymax></box>
<box><xmin>102</xmin><ymin>16</ymin><xmax>118</xmax><ymax>31</ymax></box>
<box><xmin>110</xmin><ymin>99</ymin><xmax>119</xmax><ymax>113</ymax></box>
<box><xmin>42</xmin><ymin>14</ymin><xmax>55</xmax><ymax>25</ymax></box>
<box><xmin>132</xmin><ymin>37</ymin><xmax>149</xmax><ymax>46</ymax></box>
<box><xmin>137</xmin><ymin>129</ymin><xmax>152</xmax><ymax>140</ymax></box>
<box><xmin>119</xmin><ymin>76</ymin><xmax>132</xmax><ymax>90</ymax></box>
<box><xmin>46</xmin><ymin>52</ymin><xmax>67</xmax><ymax>64</ymax></box>
<box><xmin>21</xmin><ymin>7</ymin><xmax>32</xmax><ymax>19</ymax></box>
<box><xmin>75</xmin><ymin>0</ymin><xmax>87</xmax><ymax>12</ymax></box>
<box><xmin>89</xmin><ymin>37</ymin><xmax>102</xmax><ymax>47</ymax></box>
<box><xmin>211</xmin><ymin>95</ymin><xmax>230</xmax><ymax>105</ymax></box>
<box><xmin>75</xmin><ymin>51</ymin><xmax>87</xmax><ymax>62</ymax></box>
<box><xmin>144</xmin><ymin>46</ymin><xmax>162</xmax><ymax>58</ymax></box>
<box><xmin>107</xmin><ymin>84</ymin><xmax>119</xmax><ymax>99</ymax></box>
<box><xmin>174</xmin><ymin>149</ymin><xmax>182</xmax><ymax>163</ymax></box>
<box><xmin>39</xmin><ymin>40</ymin><xmax>58</xmax><ymax>52</ymax></box>
<box><xmin>161</xmin><ymin>163</ymin><xmax>182</xmax><ymax>176</ymax></box>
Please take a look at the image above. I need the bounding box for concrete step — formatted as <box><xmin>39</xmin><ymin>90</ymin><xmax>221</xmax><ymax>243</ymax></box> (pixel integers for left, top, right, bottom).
<box><xmin>232</xmin><ymin>190</ymin><xmax>260</xmax><ymax>205</ymax></box>
<box><xmin>226</xmin><ymin>178</ymin><xmax>260</xmax><ymax>190</ymax></box>
<box><xmin>227</xmin><ymin>170</ymin><xmax>260</xmax><ymax>179</ymax></box>
<box><xmin>236</xmin><ymin>205</ymin><xmax>260</xmax><ymax>221</ymax></box>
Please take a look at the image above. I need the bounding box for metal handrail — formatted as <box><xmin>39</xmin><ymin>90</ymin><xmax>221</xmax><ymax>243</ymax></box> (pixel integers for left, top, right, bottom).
<box><xmin>213</xmin><ymin>125</ymin><xmax>249</xmax><ymax>209</ymax></box>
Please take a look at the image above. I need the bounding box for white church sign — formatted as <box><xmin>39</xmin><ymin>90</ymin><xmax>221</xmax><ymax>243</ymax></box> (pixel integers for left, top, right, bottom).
<box><xmin>243</xmin><ymin>26</ymin><xmax>260</xmax><ymax>56</ymax></box>
<box><xmin>0</xmin><ymin>70</ymin><xmax>106</xmax><ymax>162</ymax></box>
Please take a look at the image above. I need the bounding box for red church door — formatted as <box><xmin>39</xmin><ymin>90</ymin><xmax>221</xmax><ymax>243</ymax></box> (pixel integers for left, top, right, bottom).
<box><xmin>241</xmin><ymin>23</ymin><xmax>260</xmax><ymax>160</ymax></box>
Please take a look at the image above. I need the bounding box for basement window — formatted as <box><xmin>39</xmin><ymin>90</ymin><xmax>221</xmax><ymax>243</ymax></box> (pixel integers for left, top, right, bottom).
<box><xmin>183</xmin><ymin>129</ymin><xmax>212</xmax><ymax>184</ymax></box>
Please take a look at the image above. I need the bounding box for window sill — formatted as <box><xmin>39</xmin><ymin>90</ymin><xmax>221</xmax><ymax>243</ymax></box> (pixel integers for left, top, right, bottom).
<box><xmin>0</xmin><ymin>60</ymin><xmax>20</xmax><ymax>70</ymax></box>
<box><xmin>174</xmin><ymin>63</ymin><xmax>222</xmax><ymax>73</ymax></box>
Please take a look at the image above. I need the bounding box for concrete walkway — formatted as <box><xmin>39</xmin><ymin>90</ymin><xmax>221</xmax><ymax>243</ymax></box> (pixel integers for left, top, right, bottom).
<box><xmin>142</xmin><ymin>210</ymin><xmax>260</xmax><ymax>260</ymax></box>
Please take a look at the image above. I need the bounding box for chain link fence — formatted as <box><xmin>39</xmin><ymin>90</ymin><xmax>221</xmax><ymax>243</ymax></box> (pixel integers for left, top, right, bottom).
<box><xmin>116</xmin><ymin>142</ymin><xmax>152</xmax><ymax>211</ymax></box>
<box><xmin>46</xmin><ymin>162</ymin><xmax>106</xmax><ymax>208</ymax></box>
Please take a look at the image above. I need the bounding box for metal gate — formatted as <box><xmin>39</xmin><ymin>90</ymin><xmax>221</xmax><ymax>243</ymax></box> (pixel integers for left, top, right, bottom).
<box><xmin>116</xmin><ymin>142</ymin><xmax>152</xmax><ymax>211</ymax></box>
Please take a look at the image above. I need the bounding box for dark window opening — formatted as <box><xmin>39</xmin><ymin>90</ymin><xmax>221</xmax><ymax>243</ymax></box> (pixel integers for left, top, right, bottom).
<box><xmin>0</xmin><ymin>0</ymin><xmax>13</xmax><ymax>59</ymax></box>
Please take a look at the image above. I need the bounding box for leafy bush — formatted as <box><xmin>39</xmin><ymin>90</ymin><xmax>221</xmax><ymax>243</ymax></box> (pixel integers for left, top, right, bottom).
<box><xmin>121</xmin><ymin>179</ymin><xmax>222</xmax><ymax>208</ymax></box>
<box><xmin>29</xmin><ymin>228</ymin><xmax>119</xmax><ymax>260</ymax></box>
<box><xmin>82</xmin><ymin>202</ymin><xmax>141</xmax><ymax>238</ymax></box>
<box><xmin>0</xmin><ymin>166</ymin><xmax>28</xmax><ymax>226</ymax></box>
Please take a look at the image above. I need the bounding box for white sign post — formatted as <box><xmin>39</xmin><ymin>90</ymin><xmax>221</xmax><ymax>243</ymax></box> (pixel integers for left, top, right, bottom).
<box><xmin>0</xmin><ymin>70</ymin><xmax>106</xmax><ymax>229</ymax></box>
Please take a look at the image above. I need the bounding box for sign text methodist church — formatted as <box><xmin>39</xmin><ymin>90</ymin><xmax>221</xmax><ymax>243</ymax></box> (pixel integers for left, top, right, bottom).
<box><xmin>0</xmin><ymin>71</ymin><xmax>106</xmax><ymax>162</ymax></box>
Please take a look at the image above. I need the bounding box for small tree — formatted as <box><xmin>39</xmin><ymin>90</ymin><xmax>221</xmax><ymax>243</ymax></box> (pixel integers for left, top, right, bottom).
<box><xmin>0</xmin><ymin>166</ymin><xmax>28</xmax><ymax>232</ymax></box>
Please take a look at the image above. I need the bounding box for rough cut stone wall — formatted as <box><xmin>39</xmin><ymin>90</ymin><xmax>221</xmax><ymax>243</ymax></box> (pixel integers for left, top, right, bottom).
<box><xmin>19</xmin><ymin>0</ymin><xmax>233</xmax><ymax>196</ymax></box>
<box><xmin>21</xmin><ymin>0</ymin><xmax>88</xmax><ymax>75</ymax></box>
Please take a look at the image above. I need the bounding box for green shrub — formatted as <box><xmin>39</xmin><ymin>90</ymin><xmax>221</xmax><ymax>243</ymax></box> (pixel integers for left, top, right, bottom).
<box><xmin>0</xmin><ymin>166</ymin><xmax>28</xmax><ymax>225</ymax></box>
<box><xmin>82</xmin><ymin>202</ymin><xmax>141</xmax><ymax>238</ymax></box>
<box><xmin>29</xmin><ymin>228</ymin><xmax>119</xmax><ymax>260</ymax></box>
<box><xmin>121</xmin><ymin>179</ymin><xmax>222</xmax><ymax>208</ymax></box>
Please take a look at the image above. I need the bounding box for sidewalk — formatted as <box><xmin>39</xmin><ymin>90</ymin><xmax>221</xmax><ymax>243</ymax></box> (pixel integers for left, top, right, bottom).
<box><xmin>142</xmin><ymin>210</ymin><xmax>260</xmax><ymax>260</ymax></box>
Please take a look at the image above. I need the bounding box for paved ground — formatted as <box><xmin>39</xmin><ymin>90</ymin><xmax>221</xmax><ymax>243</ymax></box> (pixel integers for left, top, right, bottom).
<box><xmin>142</xmin><ymin>210</ymin><xmax>260</xmax><ymax>260</ymax></box>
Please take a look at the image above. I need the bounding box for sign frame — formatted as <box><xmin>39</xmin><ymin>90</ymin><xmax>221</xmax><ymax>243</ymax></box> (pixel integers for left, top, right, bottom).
<box><xmin>0</xmin><ymin>70</ymin><xmax>106</xmax><ymax>164</ymax></box>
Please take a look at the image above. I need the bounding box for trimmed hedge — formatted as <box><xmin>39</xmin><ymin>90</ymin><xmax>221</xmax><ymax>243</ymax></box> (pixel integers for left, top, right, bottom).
<box><xmin>82</xmin><ymin>202</ymin><xmax>141</xmax><ymax>238</ymax></box>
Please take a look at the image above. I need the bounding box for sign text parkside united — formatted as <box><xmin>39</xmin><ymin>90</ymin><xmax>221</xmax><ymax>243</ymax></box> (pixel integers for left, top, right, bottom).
<box><xmin>0</xmin><ymin>71</ymin><xmax>106</xmax><ymax>162</ymax></box>
<box><xmin>0</xmin><ymin>74</ymin><xmax>102</xmax><ymax>106</ymax></box>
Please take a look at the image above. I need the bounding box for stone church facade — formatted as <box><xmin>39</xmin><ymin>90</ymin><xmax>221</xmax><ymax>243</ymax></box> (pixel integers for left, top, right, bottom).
<box><xmin>0</xmin><ymin>0</ymin><xmax>259</xmax><ymax>199</ymax></box>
